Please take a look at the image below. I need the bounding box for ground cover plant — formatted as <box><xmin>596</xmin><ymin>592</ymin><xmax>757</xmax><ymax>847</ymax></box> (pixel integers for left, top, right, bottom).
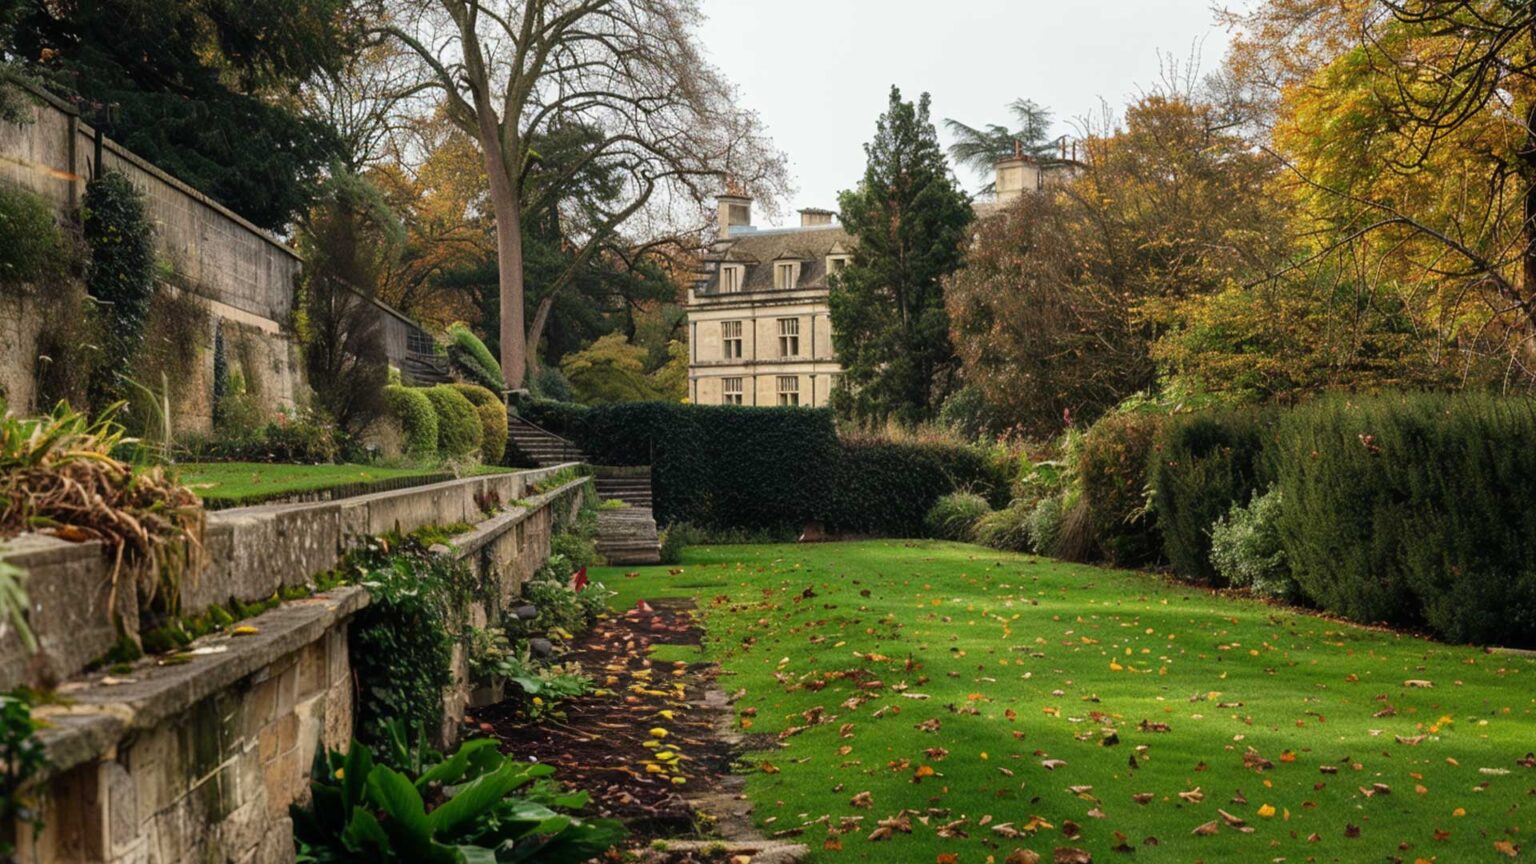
<box><xmin>599</xmin><ymin>541</ymin><xmax>1536</xmax><ymax>863</ymax></box>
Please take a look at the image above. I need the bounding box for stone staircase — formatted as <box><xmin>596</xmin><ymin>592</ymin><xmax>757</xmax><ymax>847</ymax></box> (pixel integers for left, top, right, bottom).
<box><xmin>595</xmin><ymin>467</ymin><xmax>653</xmax><ymax>509</ymax></box>
<box><xmin>595</xmin><ymin>505</ymin><xmax>662</xmax><ymax>565</ymax></box>
<box><xmin>507</xmin><ymin>416</ymin><xmax>588</xmax><ymax>467</ymax></box>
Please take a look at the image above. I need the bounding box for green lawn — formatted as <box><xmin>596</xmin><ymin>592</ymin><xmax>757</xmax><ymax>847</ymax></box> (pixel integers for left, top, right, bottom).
<box><xmin>597</xmin><ymin>541</ymin><xmax>1536</xmax><ymax>863</ymax></box>
<box><xmin>175</xmin><ymin>462</ymin><xmax>513</xmax><ymax>507</ymax></box>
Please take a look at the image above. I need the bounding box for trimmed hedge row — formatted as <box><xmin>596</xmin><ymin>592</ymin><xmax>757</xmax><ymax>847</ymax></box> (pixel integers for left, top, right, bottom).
<box><xmin>383</xmin><ymin>384</ymin><xmax>505</xmax><ymax>463</ymax></box>
<box><xmin>523</xmin><ymin>400</ymin><xmax>1008</xmax><ymax>535</ymax></box>
<box><xmin>1149</xmin><ymin>393</ymin><xmax>1536</xmax><ymax>646</ymax></box>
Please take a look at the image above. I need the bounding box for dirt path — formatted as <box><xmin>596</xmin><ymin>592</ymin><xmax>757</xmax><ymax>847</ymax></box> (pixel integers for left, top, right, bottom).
<box><xmin>469</xmin><ymin>599</ymin><xmax>806</xmax><ymax>864</ymax></box>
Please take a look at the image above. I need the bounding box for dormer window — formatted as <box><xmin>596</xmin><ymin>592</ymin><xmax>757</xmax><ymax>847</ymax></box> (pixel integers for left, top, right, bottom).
<box><xmin>720</xmin><ymin>264</ymin><xmax>744</xmax><ymax>293</ymax></box>
<box><xmin>827</xmin><ymin>255</ymin><xmax>851</xmax><ymax>277</ymax></box>
<box><xmin>774</xmin><ymin>262</ymin><xmax>798</xmax><ymax>290</ymax></box>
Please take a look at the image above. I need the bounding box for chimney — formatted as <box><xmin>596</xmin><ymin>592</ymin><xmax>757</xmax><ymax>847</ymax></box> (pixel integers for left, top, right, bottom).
<box><xmin>799</xmin><ymin>207</ymin><xmax>834</xmax><ymax>228</ymax></box>
<box><xmin>994</xmin><ymin>150</ymin><xmax>1040</xmax><ymax>206</ymax></box>
<box><xmin>716</xmin><ymin>192</ymin><xmax>752</xmax><ymax>240</ymax></box>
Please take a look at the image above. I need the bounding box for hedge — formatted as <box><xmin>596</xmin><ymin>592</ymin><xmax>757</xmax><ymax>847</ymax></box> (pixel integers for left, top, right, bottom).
<box><xmin>1270</xmin><ymin>393</ymin><xmax>1536</xmax><ymax>645</ymax></box>
<box><xmin>383</xmin><ymin>385</ymin><xmax>437</xmax><ymax>457</ymax></box>
<box><xmin>1149</xmin><ymin>408</ymin><xmax>1273</xmax><ymax>584</ymax></box>
<box><xmin>1077</xmin><ymin>411</ymin><xmax>1164</xmax><ymax>567</ymax></box>
<box><xmin>828</xmin><ymin>440</ymin><xmax>1009</xmax><ymax>537</ymax></box>
<box><xmin>421</xmin><ymin>385</ymin><xmax>482</xmax><ymax>459</ymax></box>
<box><xmin>522</xmin><ymin>400</ymin><xmax>1007</xmax><ymax>536</ymax></box>
<box><xmin>451</xmin><ymin>383</ymin><xmax>508</xmax><ymax>464</ymax></box>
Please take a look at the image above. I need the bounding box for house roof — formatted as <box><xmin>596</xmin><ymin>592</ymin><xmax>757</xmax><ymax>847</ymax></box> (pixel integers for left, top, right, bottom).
<box><xmin>706</xmin><ymin>224</ymin><xmax>853</xmax><ymax>292</ymax></box>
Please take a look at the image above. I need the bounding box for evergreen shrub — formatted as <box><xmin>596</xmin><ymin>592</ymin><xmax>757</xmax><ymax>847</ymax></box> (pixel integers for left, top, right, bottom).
<box><xmin>1149</xmin><ymin>408</ymin><xmax>1274</xmax><ymax>584</ymax></box>
<box><xmin>1077</xmin><ymin>411</ymin><xmax>1164</xmax><ymax>567</ymax></box>
<box><xmin>383</xmin><ymin>385</ymin><xmax>437</xmax><ymax>457</ymax></box>
<box><xmin>445</xmin><ymin>323</ymin><xmax>504</xmax><ymax>390</ymax></box>
<box><xmin>1271</xmin><ymin>393</ymin><xmax>1536</xmax><ymax>645</ymax></box>
<box><xmin>422</xmin><ymin>385</ymin><xmax>482</xmax><ymax>459</ymax></box>
<box><xmin>451</xmin><ymin>383</ymin><xmax>507</xmax><ymax>464</ymax></box>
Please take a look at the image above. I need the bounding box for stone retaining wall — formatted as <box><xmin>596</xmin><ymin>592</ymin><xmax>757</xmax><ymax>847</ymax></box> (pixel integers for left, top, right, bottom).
<box><xmin>3</xmin><ymin>466</ymin><xmax>593</xmax><ymax>864</ymax></box>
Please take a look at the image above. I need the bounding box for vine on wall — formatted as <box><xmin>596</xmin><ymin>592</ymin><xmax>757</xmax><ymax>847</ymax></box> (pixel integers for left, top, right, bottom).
<box><xmin>82</xmin><ymin>171</ymin><xmax>155</xmax><ymax>411</ymax></box>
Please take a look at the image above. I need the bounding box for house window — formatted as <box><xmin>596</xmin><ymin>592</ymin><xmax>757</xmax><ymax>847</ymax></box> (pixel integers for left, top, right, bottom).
<box><xmin>777</xmin><ymin>317</ymin><xmax>800</xmax><ymax>357</ymax></box>
<box><xmin>722</xmin><ymin>321</ymin><xmax>744</xmax><ymax>359</ymax></box>
<box><xmin>827</xmin><ymin>256</ymin><xmax>850</xmax><ymax>276</ymax></box>
<box><xmin>723</xmin><ymin>377</ymin><xmax>743</xmax><ymax>405</ymax></box>
<box><xmin>774</xmin><ymin>262</ymin><xmax>797</xmax><ymax>290</ymax></box>
<box><xmin>720</xmin><ymin>265</ymin><xmax>743</xmax><ymax>293</ymax></box>
<box><xmin>777</xmin><ymin>375</ymin><xmax>800</xmax><ymax>406</ymax></box>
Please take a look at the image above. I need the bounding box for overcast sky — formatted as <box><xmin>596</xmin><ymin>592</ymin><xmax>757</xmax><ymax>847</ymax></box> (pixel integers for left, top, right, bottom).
<box><xmin>696</xmin><ymin>0</ymin><xmax>1233</xmax><ymax>225</ymax></box>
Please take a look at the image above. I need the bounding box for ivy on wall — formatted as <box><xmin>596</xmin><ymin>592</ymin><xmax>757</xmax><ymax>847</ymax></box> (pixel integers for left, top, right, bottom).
<box><xmin>82</xmin><ymin>171</ymin><xmax>155</xmax><ymax>410</ymax></box>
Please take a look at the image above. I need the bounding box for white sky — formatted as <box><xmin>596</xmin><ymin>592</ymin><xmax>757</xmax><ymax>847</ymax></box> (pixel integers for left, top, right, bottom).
<box><xmin>697</xmin><ymin>0</ymin><xmax>1233</xmax><ymax>225</ymax></box>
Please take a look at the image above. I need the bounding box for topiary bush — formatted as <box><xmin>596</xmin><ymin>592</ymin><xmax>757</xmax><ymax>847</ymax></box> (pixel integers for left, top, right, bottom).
<box><xmin>1077</xmin><ymin>410</ymin><xmax>1164</xmax><ymax>567</ymax></box>
<box><xmin>383</xmin><ymin>385</ymin><xmax>438</xmax><ymax>458</ymax></box>
<box><xmin>1150</xmin><ymin>408</ymin><xmax>1274</xmax><ymax>584</ymax></box>
<box><xmin>923</xmin><ymin>491</ymin><xmax>992</xmax><ymax>541</ymax></box>
<box><xmin>451</xmin><ymin>383</ymin><xmax>507</xmax><ymax>464</ymax></box>
<box><xmin>1209</xmin><ymin>485</ymin><xmax>1296</xmax><ymax>600</ymax></box>
<box><xmin>446</xmin><ymin>322</ymin><xmax>505</xmax><ymax>391</ymax></box>
<box><xmin>421</xmin><ymin>385</ymin><xmax>482</xmax><ymax>459</ymax></box>
<box><xmin>1271</xmin><ymin>393</ymin><xmax>1536</xmax><ymax>645</ymax></box>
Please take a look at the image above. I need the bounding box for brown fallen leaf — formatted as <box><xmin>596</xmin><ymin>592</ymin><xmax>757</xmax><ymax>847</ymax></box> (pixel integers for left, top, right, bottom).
<box><xmin>850</xmin><ymin>791</ymin><xmax>873</xmax><ymax>808</ymax></box>
<box><xmin>1132</xmin><ymin>793</ymin><xmax>1154</xmax><ymax>805</ymax></box>
<box><xmin>1053</xmin><ymin>848</ymin><xmax>1092</xmax><ymax>864</ymax></box>
<box><xmin>1041</xmin><ymin>758</ymin><xmax>1068</xmax><ymax>770</ymax></box>
<box><xmin>1191</xmin><ymin>820</ymin><xmax>1220</xmax><ymax>836</ymax></box>
<box><xmin>1178</xmin><ymin>787</ymin><xmax>1205</xmax><ymax>804</ymax></box>
<box><xmin>1404</xmin><ymin>679</ymin><xmax>1434</xmax><ymax>688</ymax></box>
<box><xmin>1005</xmin><ymin>851</ymin><xmax>1041</xmax><ymax>864</ymax></box>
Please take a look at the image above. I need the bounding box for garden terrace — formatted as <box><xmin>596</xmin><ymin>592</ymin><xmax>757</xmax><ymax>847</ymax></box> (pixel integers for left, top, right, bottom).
<box><xmin>173</xmin><ymin>462</ymin><xmax>517</xmax><ymax>510</ymax></box>
<box><xmin>6</xmin><ymin>464</ymin><xmax>594</xmax><ymax>863</ymax></box>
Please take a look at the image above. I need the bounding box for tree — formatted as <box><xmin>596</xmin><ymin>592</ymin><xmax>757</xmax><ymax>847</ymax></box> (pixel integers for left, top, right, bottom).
<box><xmin>380</xmin><ymin>0</ymin><xmax>787</xmax><ymax>389</ymax></box>
<box><xmin>297</xmin><ymin>172</ymin><xmax>394</xmax><ymax>436</ymax></box>
<box><xmin>944</xmin><ymin>98</ymin><xmax>1059</xmax><ymax>190</ymax></box>
<box><xmin>560</xmin><ymin>332</ymin><xmax>674</xmax><ymax>405</ymax></box>
<box><xmin>831</xmin><ymin>87</ymin><xmax>973</xmax><ymax>425</ymax></box>
<box><xmin>9</xmin><ymin>0</ymin><xmax>363</xmax><ymax>230</ymax></box>
<box><xmin>947</xmin><ymin>93</ymin><xmax>1288</xmax><ymax>433</ymax></box>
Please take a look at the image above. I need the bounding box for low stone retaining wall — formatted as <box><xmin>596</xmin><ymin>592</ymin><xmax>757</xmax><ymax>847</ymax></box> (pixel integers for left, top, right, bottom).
<box><xmin>0</xmin><ymin>465</ymin><xmax>592</xmax><ymax>864</ymax></box>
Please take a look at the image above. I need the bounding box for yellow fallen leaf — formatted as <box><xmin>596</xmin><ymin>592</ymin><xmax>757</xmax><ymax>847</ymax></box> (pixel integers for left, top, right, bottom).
<box><xmin>232</xmin><ymin>626</ymin><xmax>260</xmax><ymax>636</ymax></box>
<box><xmin>1257</xmin><ymin>804</ymin><xmax>1276</xmax><ymax>818</ymax></box>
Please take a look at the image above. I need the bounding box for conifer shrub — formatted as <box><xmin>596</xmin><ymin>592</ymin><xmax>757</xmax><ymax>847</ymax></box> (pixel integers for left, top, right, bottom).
<box><xmin>421</xmin><ymin>385</ymin><xmax>482</xmax><ymax>459</ymax></box>
<box><xmin>1149</xmin><ymin>408</ymin><xmax>1274</xmax><ymax>584</ymax></box>
<box><xmin>451</xmin><ymin>383</ymin><xmax>507</xmax><ymax>464</ymax></box>
<box><xmin>1077</xmin><ymin>411</ymin><xmax>1164</xmax><ymax>567</ymax></box>
<box><xmin>1270</xmin><ymin>393</ymin><xmax>1536</xmax><ymax>645</ymax></box>
<box><xmin>383</xmin><ymin>385</ymin><xmax>438</xmax><ymax>458</ymax></box>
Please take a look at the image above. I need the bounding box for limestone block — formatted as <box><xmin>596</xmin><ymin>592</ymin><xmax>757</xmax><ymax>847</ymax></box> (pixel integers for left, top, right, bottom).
<box><xmin>0</xmin><ymin>535</ymin><xmax>121</xmax><ymax>691</ymax></box>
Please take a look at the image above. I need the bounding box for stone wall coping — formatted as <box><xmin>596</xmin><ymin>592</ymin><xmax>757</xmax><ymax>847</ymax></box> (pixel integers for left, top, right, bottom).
<box><xmin>32</xmin><ymin>586</ymin><xmax>368</xmax><ymax>780</ymax></box>
<box><xmin>446</xmin><ymin>474</ymin><xmax>591</xmax><ymax>562</ymax></box>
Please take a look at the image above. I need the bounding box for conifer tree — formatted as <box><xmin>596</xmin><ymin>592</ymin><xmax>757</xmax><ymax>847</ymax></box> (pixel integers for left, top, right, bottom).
<box><xmin>831</xmin><ymin>87</ymin><xmax>972</xmax><ymax>424</ymax></box>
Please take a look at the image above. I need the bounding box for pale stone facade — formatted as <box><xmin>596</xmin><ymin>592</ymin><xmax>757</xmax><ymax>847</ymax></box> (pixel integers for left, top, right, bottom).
<box><xmin>687</xmin><ymin>199</ymin><xmax>849</xmax><ymax>408</ymax></box>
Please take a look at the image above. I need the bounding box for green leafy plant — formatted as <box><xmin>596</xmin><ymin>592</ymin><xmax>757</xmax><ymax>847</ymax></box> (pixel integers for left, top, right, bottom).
<box><xmin>83</xmin><ymin>171</ymin><xmax>156</xmax><ymax>411</ymax></box>
<box><xmin>0</xmin><ymin>184</ymin><xmax>65</xmax><ymax>292</ymax></box>
<box><xmin>450</xmin><ymin>384</ymin><xmax>507</xmax><ymax>465</ymax></box>
<box><xmin>292</xmin><ymin>731</ymin><xmax>624</xmax><ymax>863</ymax></box>
<box><xmin>445</xmin><ymin>323</ymin><xmax>506</xmax><ymax>391</ymax></box>
<box><xmin>1077</xmin><ymin>409</ymin><xmax>1164</xmax><ymax>567</ymax></box>
<box><xmin>421</xmin><ymin>386</ymin><xmax>482</xmax><ymax>460</ymax></box>
<box><xmin>972</xmin><ymin>500</ymin><xmax>1034</xmax><ymax>553</ymax></box>
<box><xmin>348</xmin><ymin>539</ymin><xmax>465</xmax><ymax>746</ymax></box>
<box><xmin>1209</xmin><ymin>486</ymin><xmax>1296</xmax><ymax>600</ymax></box>
<box><xmin>0</xmin><ymin>693</ymin><xmax>47</xmax><ymax>858</ymax></box>
<box><xmin>923</xmin><ymin>491</ymin><xmax>992</xmax><ymax>541</ymax></box>
<box><xmin>383</xmin><ymin>386</ymin><xmax>439</xmax><ymax>458</ymax></box>
<box><xmin>0</xmin><ymin>561</ymin><xmax>33</xmax><ymax>653</ymax></box>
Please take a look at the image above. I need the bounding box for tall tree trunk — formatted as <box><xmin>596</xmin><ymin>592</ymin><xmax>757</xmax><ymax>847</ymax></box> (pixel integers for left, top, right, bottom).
<box><xmin>481</xmin><ymin>131</ymin><xmax>526</xmax><ymax>390</ymax></box>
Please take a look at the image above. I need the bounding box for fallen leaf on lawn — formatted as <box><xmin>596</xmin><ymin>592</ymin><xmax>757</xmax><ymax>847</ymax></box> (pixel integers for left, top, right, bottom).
<box><xmin>1178</xmin><ymin>788</ymin><xmax>1205</xmax><ymax>804</ymax></box>
<box><xmin>1005</xmin><ymin>851</ymin><xmax>1041</xmax><ymax>864</ymax></box>
<box><xmin>1041</xmin><ymin>758</ymin><xmax>1068</xmax><ymax>770</ymax></box>
<box><xmin>1493</xmin><ymin>840</ymin><xmax>1520</xmax><ymax>857</ymax></box>
<box><xmin>1404</xmin><ymin>679</ymin><xmax>1434</xmax><ymax>688</ymax></box>
<box><xmin>1256</xmin><ymin>804</ymin><xmax>1276</xmax><ymax>818</ymax></box>
<box><xmin>849</xmin><ymin>791</ymin><xmax>873</xmax><ymax>808</ymax></box>
<box><xmin>1053</xmin><ymin>848</ymin><xmax>1091</xmax><ymax>864</ymax></box>
<box><xmin>1191</xmin><ymin>820</ymin><xmax>1219</xmax><ymax>836</ymax></box>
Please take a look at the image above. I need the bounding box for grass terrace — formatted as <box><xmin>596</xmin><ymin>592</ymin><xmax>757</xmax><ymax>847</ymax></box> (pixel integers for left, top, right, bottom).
<box><xmin>173</xmin><ymin>461</ymin><xmax>517</xmax><ymax>508</ymax></box>
<box><xmin>600</xmin><ymin>541</ymin><xmax>1536</xmax><ymax>863</ymax></box>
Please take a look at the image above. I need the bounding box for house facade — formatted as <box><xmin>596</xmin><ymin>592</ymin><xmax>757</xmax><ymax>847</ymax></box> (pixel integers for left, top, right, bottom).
<box><xmin>686</xmin><ymin>197</ymin><xmax>850</xmax><ymax>407</ymax></box>
<box><xmin>686</xmin><ymin>150</ymin><xmax>1078</xmax><ymax>407</ymax></box>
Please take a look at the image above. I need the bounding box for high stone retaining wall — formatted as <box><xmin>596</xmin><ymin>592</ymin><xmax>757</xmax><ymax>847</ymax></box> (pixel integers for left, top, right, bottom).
<box><xmin>0</xmin><ymin>465</ymin><xmax>593</xmax><ymax>864</ymax></box>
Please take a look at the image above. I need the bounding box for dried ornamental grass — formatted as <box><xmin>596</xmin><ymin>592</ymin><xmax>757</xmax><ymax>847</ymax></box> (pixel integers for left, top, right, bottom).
<box><xmin>0</xmin><ymin>403</ymin><xmax>204</xmax><ymax>614</ymax></box>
